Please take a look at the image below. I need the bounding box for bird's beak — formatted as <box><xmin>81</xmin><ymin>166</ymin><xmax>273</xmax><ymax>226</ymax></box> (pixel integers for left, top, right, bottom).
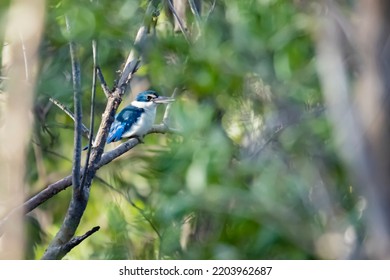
<box><xmin>153</xmin><ymin>96</ymin><xmax>175</xmax><ymax>104</ymax></box>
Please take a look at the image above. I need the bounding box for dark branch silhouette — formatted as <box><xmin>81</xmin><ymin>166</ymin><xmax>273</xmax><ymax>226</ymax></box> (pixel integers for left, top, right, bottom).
<box><xmin>42</xmin><ymin>226</ymin><xmax>100</xmax><ymax>260</ymax></box>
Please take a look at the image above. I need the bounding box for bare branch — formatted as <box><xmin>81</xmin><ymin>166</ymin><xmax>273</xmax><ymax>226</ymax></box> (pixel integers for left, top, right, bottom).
<box><xmin>42</xmin><ymin>226</ymin><xmax>100</xmax><ymax>260</ymax></box>
<box><xmin>188</xmin><ymin>0</ymin><xmax>202</xmax><ymax>31</ymax></box>
<box><xmin>64</xmin><ymin>226</ymin><xmax>100</xmax><ymax>251</ymax></box>
<box><xmin>150</xmin><ymin>124</ymin><xmax>181</xmax><ymax>134</ymax></box>
<box><xmin>96</xmin><ymin>66</ymin><xmax>111</xmax><ymax>98</ymax></box>
<box><xmin>167</xmin><ymin>0</ymin><xmax>190</xmax><ymax>43</ymax></box>
<box><xmin>66</xmin><ymin>15</ymin><xmax>83</xmax><ymax>195</ymax></box>
<box><xmin>117</xmin><ymin>59</ymin><xmax>141</xmax><ymax>89</ymax></box>
<box><xmin>119</xmin><ymin>0</ymin><xmax>160</xmax><ymax>89</ymax></box>
<box><xmin>205</xmin><ymin>0</ymin><xmax>216</xmax><ymax>21</ymax></box>
<box><xmin>81</xmin><ymin>40</ymin><xmax>98</xmax><ymax>190</ymax></box>
<box><xmin>121</xmin><ymin>26</ymin><xmax>146</xmax><ymax>78</ymax></box>
<box><xmin>49</xmin><ymin>97</ymin><xmax>90</xmax><ymax>139</ymax></box>
<box><xmin>163</xmin><ymin>88</ymin><xmax>180</xmax><ymax>125</ymax></box>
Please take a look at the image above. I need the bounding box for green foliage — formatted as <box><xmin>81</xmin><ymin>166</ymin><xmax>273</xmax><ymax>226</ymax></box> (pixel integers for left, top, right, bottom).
<box><xmin>21</xmin><ymin>0</ymin><xmax>361</xmax><ymax>259</ymax></box>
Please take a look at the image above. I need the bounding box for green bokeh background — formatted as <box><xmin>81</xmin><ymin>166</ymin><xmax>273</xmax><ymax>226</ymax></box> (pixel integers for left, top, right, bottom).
<box><xmin>1</xmin><ymin>0</ymin><xmax>362</xmax><ymax>259</ymax></box>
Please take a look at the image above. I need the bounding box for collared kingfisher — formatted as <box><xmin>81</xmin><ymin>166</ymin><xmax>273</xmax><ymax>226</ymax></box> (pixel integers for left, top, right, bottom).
<box><xmin>106</xmin><ymin>90</ymin><xmax>174</xmax><ymax>143</ymax></box>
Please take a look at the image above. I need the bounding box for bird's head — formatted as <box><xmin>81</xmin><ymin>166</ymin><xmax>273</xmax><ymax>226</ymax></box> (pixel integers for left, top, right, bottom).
<box><xmin>135</xmin><ymin>90</ymin><xmax>175</xmax><ymax>104</ymax></box>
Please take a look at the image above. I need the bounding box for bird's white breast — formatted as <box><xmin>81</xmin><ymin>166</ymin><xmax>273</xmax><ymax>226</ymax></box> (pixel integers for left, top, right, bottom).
<box><xmin>121</xmin><ymin>101</ymin><xmax>157</xmax><ymax>138</ymax></box>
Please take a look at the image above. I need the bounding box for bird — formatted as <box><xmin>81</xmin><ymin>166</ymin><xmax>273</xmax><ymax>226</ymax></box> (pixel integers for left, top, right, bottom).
<box><xmin>106</xmin><ymin>90</ymin><xmax>174</xmax><ymax>144</ymax></box>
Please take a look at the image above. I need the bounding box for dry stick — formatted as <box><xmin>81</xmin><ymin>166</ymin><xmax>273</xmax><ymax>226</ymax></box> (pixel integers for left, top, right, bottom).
<box><xmin>96</xmin><ymin>66</ymin><xmax>111</xmax><ymax>97</ymax></box>
<box><xmin>188</xmin><ymin>0</ymin><xmax>202</xmax><ymax>31</ymax></box>
<box><xmin>163</xmin><ymin>88</ymin><xmax>179</xmax><ymax>124</ymax></box>
<box><xmin>66</xmin><ymin>15</ymin><xmax>83</xmax><ymax>195</ymax></box>
<box><xmin>205</xmin><ymin>0</ymin><xmax>216</xmax><ymax>21</ymax></box>
<box><xmin>81</xmin><ymin>40</ymin><xmax>98</xmax><ymax>190</ymax></box>
<box><xmin>167</xmin><ymin>0</ymin><xmax>190</xmax><ymax>43</ymax></box>
<box><xmin>49</xmin><ymin>97</ymin><xmax>90</xmax><ymax>139</ymax></box>
<box><xmin>57</xmin><ymin>226</ymin><xmax>100</xmax><ymax>259</ymax></box>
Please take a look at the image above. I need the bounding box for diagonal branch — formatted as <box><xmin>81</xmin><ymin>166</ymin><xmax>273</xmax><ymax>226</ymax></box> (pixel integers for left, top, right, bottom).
<box><xmin>42</xmin><ymin>226</ymin><xmax>100</xmax><ymax>260</ymax></box>
<box><xmin>117</xmin><ymin>59</ymin><xmax>141</xmax><ymax>89</ymax></box>
<box><xmin>188</xmin><ymin>0</ymin><xmax>202</xmax><ymax>31</ymax></box>
<box><xmin>163</xmin><ymin>87</ymin><xmax>180</xmax><ymax>125</ymax></box>
<box><xmin>81</xmin><ymin>40</ymin><xmax>98</xmax><ymax>190</ymax></box>
<box><xmin>118</xmin><ymin>0</ymin><xmax>159</xmax><ymax>88</ymax></box>
<box><xmin>49</xmin><ymin>97</ymin><xmax>90</xmax><ymax>139</ymax></box>
<box><xmin>167</xmin><ymin>0</ymin><xmax>190</xmax><ymax>43</ymax></box>
<box><xmin>63</xmin><ymin>226</ymin><xmax>100</xmax><ymax>252</ymax></box>
<box><xmin>96</xmin><ymin>66</ymin><xmax>111</xmax><ymax>98</ymax></box>
<box><xmin>66</xmin><ymin>15</ymin><xmax>83</xmax><ymax>195</ymax></box>
<box><xmin>205</xmin><ymin>0</ymin><xmax>216</xmax><ymax>21</ymax></box>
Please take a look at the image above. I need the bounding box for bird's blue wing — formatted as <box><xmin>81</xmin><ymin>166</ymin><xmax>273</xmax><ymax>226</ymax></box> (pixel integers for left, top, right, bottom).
<box><xmin>106</xmin><ymin>106</ymin><xmax>144</xmax><ymax>143</ymax></box>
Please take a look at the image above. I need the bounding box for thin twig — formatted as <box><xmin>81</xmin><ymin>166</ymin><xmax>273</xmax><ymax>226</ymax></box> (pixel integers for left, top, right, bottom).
<box><xmin>66</xmin><ymin>15</ymin><xmax>83</xmax><ymax>195</ymax></box>
<box><xmin>163</xmin><ymin>88</ymin><xmax>179</xmax><ymax>125</ymax></box>
<box><xmin>96</xmin><ymin>66</ymin><xmax>111</xmax><ymax>97</ymax></box>
<box><xmin>49</xmin><ymin>97</ymin><xmax>74</xmax><ymax>117</ymax></box>
<box><xmin>205</xmin><ymin>0</ymin><xmax>216</xmax><ymax>21</ymax></box>
<box><xmin>81</xmin><ymin>40</ymin><xmax>98</xmax><ymax>190</ymax></box>
<box><xmin>188</xmin><ymin>0</ymin><xmax>202</xmax><ymax>31</ymax></box>
<box><xmin>43</xmin><ymin>226</ymin><xmax>100</xmax><ymax>260</ymax></box>
<box><xmin>43</xmin><ymin>148</ymin><xmax>72</xmax><ymax>163</ymax></box>
<box><xmin>167</xmin><ymin>0</ymin><xmax>190</xmax><ymax>43</ymax></box>
<box><xmin>121</xmin><ymin>26</ymin><xmax>146</xmax><ymax>83</ymax></box>
<box><xmin>49</xmin><ymin>97</ymin><xmax>90</xmax><ymax>139</ymax></box>
<box><xmin>65</xmin><ymin>226</ymin><xmax>100</xmax><ymax>249</ymax></box>
<box><xmin>117</xmin><ymin>59</ymin><xmax>141</xmax><ymax>89</ymax></box>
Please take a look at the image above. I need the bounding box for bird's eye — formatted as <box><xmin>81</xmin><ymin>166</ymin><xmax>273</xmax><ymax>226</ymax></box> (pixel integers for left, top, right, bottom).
<box><xmin>147</xmin><ymin>95</ymin><xmax>153</xmax><ymax>101</ymax></box>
